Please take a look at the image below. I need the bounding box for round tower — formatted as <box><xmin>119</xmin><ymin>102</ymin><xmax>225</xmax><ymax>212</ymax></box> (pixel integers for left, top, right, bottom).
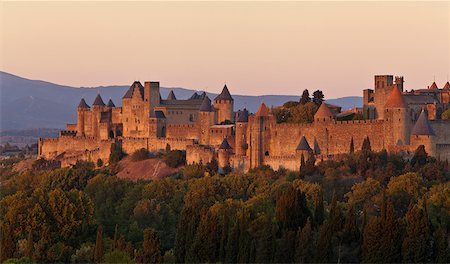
<box><xmin>235</xmin><ymin>108</ymin><xmax>249</xmax><ymax>156</ymax></box>
<box><xmin>384</xmin><ymin>87</ymin><xmax>410</xmax><ymax>146</ymax></box>
<box><xmin>92</xmin><ymin>94</ymin><xmax>106</xmax><ymax>138</ymax></box>
<box><xmin>218</xmin><ymin>138</ymin><xmax>232</xmax><ymax>173</ymax></box>
<box><xmin>314</xmin><ymin>103</ymin><xmax>334</xmax><ymax>123</ymax></box>
<box><xmin>214</xmin><ymin>84</ymin><xmax>234</xmax><ymax>124</ymax></box>
<box><xmin>77</xmin><ymin>98</ymin><xmax>90</xmax><ymax>136</ymax></box>
<box><xmin>198</xmin><ymin>96</ymin><xmax>215</xmax><ymax>145</ymax></box>
<box><xmin>410</xmin><ymin>109</ymin><xmax>435</xmax><ymax>156</ymax></box>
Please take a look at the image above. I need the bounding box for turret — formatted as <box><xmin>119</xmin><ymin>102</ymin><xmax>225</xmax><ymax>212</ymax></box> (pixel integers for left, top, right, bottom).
<box><xmin>296</xmin><ymin>135</ymin><xmax>312</xmax><ymax>159</ymax></box>
<box><xmin>410</xmin><ymin>109</ymin><xmax>435</xmax><ymax>155</ymax></box>
<box><xmin>218</xmin><ymin>138</ymin><xmax>232</xmax><ymax>173</ymax></box>
<box><xmin>166</xmin><ymin>90</ymin><xmax>177</xmax><ymax>100</ymax></box>
<box><xmin>235</xmin><ymin>108</ymin><xmax>249</xmax><ymax>156</ymax></box>
<box><xmin>214</xmin><ymin>84</ymin><xmax>234</xmax><ymax>124</ymax></box>
<box><xmin>107</xmin><ymin>98</ymin><xmax>115</xmax><ymax>107</ymax></box>
<box><xmin>249</xmin><ymin>102</ymin><xmax>271</xmax><ymax>168</ymax></box>
<box><xmin>384</xmin><ymin>86</ymin><xmax>410</xmax><ymax>146</ymax></box>
<box><xmin>77</xmin><ymin>98</ymin><xmax>90</xmax><ymax>136</ymax></box>
<box><xmin>92</xmin><ymin>94</ymin><xmax>105</xmax><ymax>138</ymax></box>
<box><xmin>198</xmin><ymin>96</ymin><xmax>215</xmax><ymax>145</ymax></box>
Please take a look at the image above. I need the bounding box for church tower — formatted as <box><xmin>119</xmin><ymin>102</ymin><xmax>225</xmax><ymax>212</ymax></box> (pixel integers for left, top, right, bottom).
<box><xmin>214</xmin><ymin>84</ymin><xmax>234</xmax><ymax>124</ymax></box>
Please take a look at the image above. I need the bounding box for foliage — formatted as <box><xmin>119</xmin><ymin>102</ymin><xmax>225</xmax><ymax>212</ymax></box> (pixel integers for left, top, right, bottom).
<box><xmin>131</xmin><ymin>148</ymin><xmax>151</xmax><ymax>162</ymax></box>
<box><xmin>109</xmin><ymin>142</ymin><xmax>125</xmax><ymax>164</ymax></box>
<box><xmin>441</xmin><ymin>108</ymin><xmax>450</xmax><ymax>120</ymax></box>
<box><xmin>300</xmin><ymin>89</ymin><xmax>311</xmax><ymax>105</ymax></box>
<box><xmin>165</xmin><ymin>150</ymin><xmax>185</xmax><ymax>168</ymax></box>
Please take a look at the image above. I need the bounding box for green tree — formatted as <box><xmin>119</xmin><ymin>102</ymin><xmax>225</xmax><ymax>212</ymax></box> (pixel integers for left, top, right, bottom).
<box><xmin>109</xmin><ymin>142</ymin><xmax>124</xmax><ymax>164</ymax></box>
<box><xmin>300</xmin><ymin>89</ymin><xmax>311</xmax><ymax>105</ymax></box>
<box><xmin>312</xmin><ymin>90</ymin><xmax>325</xmax><ymax>105</ymax></box>
<box><xmin>433</xmin><ymin>225</ymin><xmax>450</xmax><ymax>263</ymax></box>
<box><xmin>0</xmin><ymin>224</ymin><xmax>16</xmax><ymax>262</ymax></box>
<box><xmin>295</xmin><ymin>218</ymin><xmax>314</xmax><ymax>263</ymax></box>
<box><xmin>315</xmin><ymin>222</ymin><xmax>333</xmax><ymax>263</ymax></box>
<box><xmin>275</xmin><ymin>185</ymin><xmax>310</xmax><ymax>231</ymax></box>
<box><xmin>411</xmin><ymin>145</ymin><xmax>428</xmax><ymax>167</ymax></box>
<box><xmin>96</xmin><ymin>158</ymin><xmax>103</xmax><ymax>167</ymax></box>
<box><xmin>361</xmin><ymin>136</ymin><xmax>371</xmax><ymax>153</ymax></box>
<box><xmin>402</xmin><ymin>205</ymin><xmax>431</xmax><ymax>262</ymax></box>
<box><xmin>313</xmin><ymin>189</ymin><xmax>325</xmax><ymax>227</ymax></box>
<box><xmin>138</xmin><ymin>228</ymin><xmax>161</xmax><ymax>264</ymax></box>
<box><xmin>104</xmin><ymin>250</ymin><xmax>134</xmax><ymax>263</ymax></box>
<box><xmin>165</xmin><ymin>150</ymin><xmax>185</xmax><ymax>168</ymax></box>
<box><xmin>350</xmin><ymin>137</ymin><xmax>355</xmax><ymax>154</ymax></box>
<box><xmin>93</xmin><ymin>226</ymin><xmax>104</xmax><ymax>263</ymax></box>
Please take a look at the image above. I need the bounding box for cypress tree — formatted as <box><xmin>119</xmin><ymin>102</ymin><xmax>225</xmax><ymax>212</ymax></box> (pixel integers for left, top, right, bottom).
<box><xmin>112</xmin><ymin>224</ymin><xmax>118</xmax><ymax>252</ymax></box>
<box><xmin>0</xmin><ymin>224</ymin><xmax>16</xmax><ymax>262</ymax></box>
<box><xmin>26</xmin><ymin>230</ymin><xmax>33</xmax><ymax>259</ymax></box>
<box><xmin>433</xmin><ymin>226</ymin><xmax>450</xmax><ymax>263</ymax></box>
<box><xmin>117</xmin><ymin>234</ymin><xmax>126</xmax><ymax>251</ymax></box>
<box><xmin>362</xmin><ymin>216</ymin><xmax>384</xmax><ymax>263</ymax></box>
<box><xmin>380</xmin><ymin>200</ymin><xmax>402</xmax><ymax>263</ymax></box>
<box><xmin>295</xmin><ymin>218</ymin><xmax>314</xmax><ymax>263</ymax></box>
<box><xmin>362</xmin><ymin>136</ymin><xmax>371</xmax><ymax>153</ymax></box>
<box><xmin>300</xmin><ymin>89</ymin><xmax>310</xmax><ymax>105</ymax></box>
<box><xmin>93</xmin><ymin>226</ymin><xmax>104</xmax><ymax>263</ymax></box>
<box><xmin>313</xmin><ymin>189</ymin><xmax>324</xmax><ymax>228</ymax></box>
<box><xmin>402</xmin><ymin>205</ymin><xmax>431</xmax><ymax>262</ymax></box>
<box><xmin>343</xmin><ymin>204</ymin><xmax>359</xmax><ymax>243</ymax></box>
<box><xmin>315</xmin><ymin>222</ymin><xmax>333</xmax><ymax>263</ymax></box>
<box><xmin>329</xmin><ymin>190</ymin><xmax>344</xmax><ymax>232</ymax></box>
<box><xmin>254</xmin><ymin>215</ymin><xmax>274</xmax><ymax>263</ymax></box>
<box><xmin>140</xmin><ymin>228</ymin><xmax>161</xmax><ymax>264</ymax></box>
<box><xmin>350</xmin><ymin>137</ymin><xmax>355</xmax><ymax>154</ymax></box>
<box><xmin>300</xmin><ymin>154</ymin><xmax>306</xmax><ymax>178</ymax></box>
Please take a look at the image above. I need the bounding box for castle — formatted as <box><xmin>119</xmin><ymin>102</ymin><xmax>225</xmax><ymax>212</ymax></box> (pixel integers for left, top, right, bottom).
<box><xmin>38</xmin><ymin>75</ymin><xmax>450</xmax><ymax>171</ymax></box>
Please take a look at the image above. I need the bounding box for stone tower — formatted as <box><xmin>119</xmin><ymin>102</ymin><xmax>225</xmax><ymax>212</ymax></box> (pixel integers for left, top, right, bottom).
<box><xmin>198</xmin><ymin>96</ymin><xmax>215</xmax><ymax>145</ymax></box>
<box><xmin>313</xmin><ymin>103</ymin><xmax>334</xmax><ymax>156</ymax></box>
<box><xmin>384</xmin><ymin>86</ymin><xmax>410</xmax><ymax>146</ymax></box>
<box><xmin>92</xmin><ymin>94</ymin><xmax>106</xmax><ymax>138</ymax></box>
<box><xmin>235</xmin><ymin>108</ymin><xmax>249</xmax><ymax>156</ymax></box>
<box><xmin>249</xmin><ymin>102</ymin><xmax>271</xmax><ymax>168</ymax></box>
<box><xmin>214</xmin><ymin>84</ymin><xmax>234</xmax><ymax>123</ymax></box>
<box><xmin>77</xmin><ymin>98</ymin><xmax>90</xmax><ymax>136</ymax></box>
<box><xmin>410</xmin><ymin>110</ymin><xmax>435</xmax><ymax>156</ymax></box>
<box><xmin>218</xmin><ymin>138</ymin><xmax>232</xmax><ymax>173</ymax></box>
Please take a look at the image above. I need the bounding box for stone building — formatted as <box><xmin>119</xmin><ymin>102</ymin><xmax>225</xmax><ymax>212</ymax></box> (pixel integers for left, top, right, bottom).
<box><xmin>39</xmin><ymin>75</ymin><xmax>450</xmax><ymax>170</ymax></box>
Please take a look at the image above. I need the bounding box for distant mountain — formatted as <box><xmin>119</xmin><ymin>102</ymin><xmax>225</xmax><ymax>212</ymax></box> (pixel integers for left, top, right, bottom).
<box><xmin>0</xmin><ymin>71</ymin><xmax>362</xmax><ymax>130</ymax></box>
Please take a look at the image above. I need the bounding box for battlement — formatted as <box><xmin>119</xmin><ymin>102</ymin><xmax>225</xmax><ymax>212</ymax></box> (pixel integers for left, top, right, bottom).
<box><xmin>167</xmin><ymin>124</ymin><xmax>197</xmax><ymax>129</ymax></box>
<box><xmin>333</xmin><ymin>119</ymin><xmax>385</xmax><ymax>125</ymax></box>
<box><xmin>275</xmin><ymin>123</ymin><xmax>314</xmax><ymax>128</ymax></box>
<box><xmin>60</xmin><ymin>130</ymin><xmax>77</xmax><ymax>137</ymax></box>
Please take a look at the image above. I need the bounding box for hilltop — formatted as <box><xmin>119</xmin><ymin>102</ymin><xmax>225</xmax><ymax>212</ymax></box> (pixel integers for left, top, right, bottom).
<box><xmin>0</xmin><ymin>71</ymin><xmax>362</xmax><ymax>130</ymax></box>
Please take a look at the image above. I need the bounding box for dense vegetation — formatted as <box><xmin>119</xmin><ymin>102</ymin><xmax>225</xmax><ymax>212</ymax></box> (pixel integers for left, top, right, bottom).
<box><xmin>0</xmin><ymin>143</ymin><xmax>449</xmax><ymax>263</ymax></box>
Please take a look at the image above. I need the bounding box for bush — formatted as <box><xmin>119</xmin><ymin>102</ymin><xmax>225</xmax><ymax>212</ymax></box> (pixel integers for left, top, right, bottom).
<box><xmin>96</xmin><ymin>158</ymin><xmax>104</xmax><ymax>167</ymax></box>
<box><xmin>131</xmin><ymin>148</ymin><xmax>150</xmax><ymax>162</ymax></box>
<box><xmin>183</xmin><ymin>164</ymin><xmax>206</xmax><ymax>179</ymax></box>
<box><xmin>109</xmin><ymin>143</ymin><xmax>125</xmax><ymax>164</ymax></box>
<box><xmin>165</xmin><ymin>150</ymin><xmax>185</xmax><ymax>168</ymax></box>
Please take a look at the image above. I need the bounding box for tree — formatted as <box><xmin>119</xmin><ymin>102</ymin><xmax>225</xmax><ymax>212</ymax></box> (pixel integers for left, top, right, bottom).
<box><xmin>312</xmin><ymin>90</ymin><xmax>325</xmax><ymax>105</ymax></box>
<box><xmin>299</xmin><ymin>154</ymin><xmax>306</xmax><ymax>178</ymax></box>
<box><xmin>300</xmin><ymin>89</ymin><xmax>311</xmax><ymax>105</ymax></box>
<box><xmin>165</xmin><ymin>150</ymin><xmax>185</xmax><ymax>168</ymax></box>
<box><xmin>138</xmin><ymin>228</ymin><xmax>161</xmax><ymax>264</ymax></box>
<box><xmin>25</xmin><ymin>230</ymin><xmax>33</xmax><ymax>259</ymax></box>
<box><xmin>315</xmin><ymin>222</ymin><xmax>333</xmax><ymax>263</ymax></box>
<box><xmin>96</xmin><ymin>158</ymin><xmax>103</xmax><ymax>167</ymax></box>
<box><xmin>0</xmin><ymin>224</ymin><xmax>16</xmax><ymax>262</ymax></box>
<box><xmin>411</xmin><ymin>145</ymin><xmax>428</xmax><ymax>167</ymax></box>
<box><xmin>349</xmin><ymin>137</ymin><xmax>355</xmax><ymax>154</ymax></box>
<box><xmin>313</xmin><ymin>189</ymin><xmax>324</xmax><ymax>227</ymax></box>
<box><xmin>295</xmin><ymin>218</ymin><xmax>314</xmax><ymax>263</ymax></box>
<box><xmin>109</xmin><ymin>142</ymin><xmax>124</xmax><ymax>164</ymax></box>
<box><xmin>402</xmin><ymin>205</ymin><xmax>431</xmax><ymax>262</ymax></box>
<box><xmin>361</xmin><ymin>136</ymin><xmax>371</xmax><ymax>153</ymax></box>
<box><xmin>433</xmin><ymin>226</ymin><xmax>450</xmax><ymax>263</ymax></box>
<box><xmin>93</xmin><ymin>226</ymin><xmax>104</xmax><ymax>263</ymax></box>
<box><xmin>275</xmin><ymin>185</ymin><xmax>310</xmax><ymax>231</ymax></box>
<box><xmin>103</xmin><ymin>250</ymin><xmax>134</xmax><ymax>263</ymax></box>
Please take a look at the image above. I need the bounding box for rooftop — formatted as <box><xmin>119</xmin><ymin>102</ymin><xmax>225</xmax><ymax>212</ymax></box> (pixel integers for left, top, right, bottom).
<box><xmin>385</xmin><ymin>87</ymin><xmax>406</xmax><ymax>108</ymax></box>
<box><xmin>214</xmin><ymin>84</ymin><xmax>233</xmax><ymax>101</ymax></box>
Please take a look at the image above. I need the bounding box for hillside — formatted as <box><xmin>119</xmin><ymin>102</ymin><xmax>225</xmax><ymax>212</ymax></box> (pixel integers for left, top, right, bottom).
<box><xmin>0</xmin><ymin>71</ymin><xmax>362</xmax><ymax>130</ymax></box>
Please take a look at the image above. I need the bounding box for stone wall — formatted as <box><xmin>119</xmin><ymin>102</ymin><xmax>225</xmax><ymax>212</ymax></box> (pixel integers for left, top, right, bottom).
<box><xmin>166</xmin><ymin>124</ymin><xmax>199</xmax><ymax>139</ymax></box>
<box><xmin>186</xmin><ymin>144</ymin><xmax>214</xmax><ymax>164</ymax></box>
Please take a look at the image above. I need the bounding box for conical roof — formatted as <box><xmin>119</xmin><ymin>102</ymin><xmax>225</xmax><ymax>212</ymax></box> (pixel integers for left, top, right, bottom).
<box><xmin>107</xmin><ymin>99</ymin><xmax>115</xmax><ymax>107</ymax></box>
<box><xmin>296</xmin><ymin>136</ymin><xmax>312</xmax><ymax>151</ymax></box>
<box><xmin>214</xmin><ymin>84</ymin><xmax>233</xmax><ymax>101</ymax></box>
<box><xmin>411</xmin><ymin>110</ymin><xmax>435</xmax><ymax>136</ymax></box>
<box><xmin>93</xmin><ymin>94</ymin><xmax>105</xmax><ymax>106</ymax></box>
<box><xmin>384</xmin><ymin>87</ymin><xmax>406</xmax><ymax>108</ymax></box>
<box><xmin>123</xmin><ymin>81</ymin><xmax>144</xmax><ymax>99</ymax></box>
<box><xmin>255</xmin><ymin>101</ymin><xmax>270</xmax><ymax>116</ymax></box>
<box><xmin>237</xmin><ymin>108</ymin><xmax>249</xmax><ymax>122</ymax></box>
<box><xmin>219</xmin><ymin>138</ymin><xmax>232</xmax><ymax>150</ymax></box>
<box><xmin>199</xmin><ymin>96</ymin><xmax>212</xmax><ymax>112</ymax></box>
<box><xmin>443</xmin><ymin>82</ymin><xmax>450</xmax><ymax>90</ymax></box>
<box><xmin>429</xmin><ymin>81</ymin><xmax>438</xmax><ymax>89</ymax></box>
<box><xmin>189</xmin><ymin>92</ymin><xmax>200</xmax><ymax>100</ymax></box>
<box><xmin>166</xmin><ymin>90</ymin><xmax>177</xmax><ymax>100</ymax></box>
<box><xmin>314</xmin><ymin>103</ymin><xmax>334</xmax><ymax>119</ymax></box>
<box><xmin>313</xmin><ymin>137</ymin><xmax>321</xmax><ymax>155</ymax></box>
<box><xmin>78</xmin><ymin>98</ymin><xmax>90</xmax><ymax>109</ymax></box>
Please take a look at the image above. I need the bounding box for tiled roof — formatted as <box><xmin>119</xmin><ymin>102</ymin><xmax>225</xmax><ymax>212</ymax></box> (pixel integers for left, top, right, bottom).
<box><xmin>214</xmin><ymin>84</ymin><xmax>233</xmax><ymax>101</ymax></box>
<box><xmin>167</xmin><ymin>90</ymin><xmax>177</xmax><ymax>100</ymax></box>
<box><xmin>314</xmin><ymin>103</ymin><xmax>334</xmax><ymax>119</ymax></box>
<box><xmin>107</xmin><ymin>99</ymin><xmax>115</xmax><ymax>107</ymax></box>
<box><xmin>443</xmin><ymin>82</ymin><xmax>450</xmax><ymax>90</ymax></box>
<box><xmin>219</xmin><ymin>138</ymin><xmax>232</xmax><ymax>150</ymax></box>
<box><xmin>296</xmin><ymin>136</ymin><xmax>312</xmax><ymax>151</ymax></box>
<box><xmin>255</xmin><ymin>102</ymin><xmax>270</xmax><ymax>116</ymax></box>
<box><xmin>123</xmin><ymin>81</ymin><xmax>144</xmax><ymax>100</ymax></box>
<box><xmin>237</xmin><ymin>108</ymin><xmax>249</xmax><ymax>122</ymax></box>
<box><xmin>411</xmin><ymin>110</ymin><xmax>435</xmax><ymax>136</ymax></box>
<box><xmin>199</xmin><ymin>96</ymin><xmax>212</xmax><ymax>112</ymax></box>
<box><xmin>93</xmin><ymin>94</ymin><xmax>105</xmax><ymax>106</ymax></box>
<box><xmin>78</xmin><ymin>98</ymin><xmax>90</xmax><ymax>109</ymax></box>
<box><xmin>385</xmin><ymin>87</ymin><xmax>406</xmax><ymax>108</ymax></box>
<box><xmin>429</xmin><ymin>82</ymin><xmax>438</xmax><ymax>89</ymax></box>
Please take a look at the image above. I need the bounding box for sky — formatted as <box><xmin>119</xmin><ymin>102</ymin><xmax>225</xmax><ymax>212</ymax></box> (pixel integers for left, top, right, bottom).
<box><xmin>1</xmin><ymin>1</ymin><xmax>449</xmax><ymax>98</ymax></box>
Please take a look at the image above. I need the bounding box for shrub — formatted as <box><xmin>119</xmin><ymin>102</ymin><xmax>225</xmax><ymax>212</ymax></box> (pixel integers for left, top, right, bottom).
<box><xmin>96</xmin><ymin>159</ymin><xmax>104</xmax><ymax>167</ymax></box>
<box><xmin>131</xmin><ymin>148</ymin><xmax>150</xmax><ymax>162</ymax></box>
<box><xmin>165</xmin><ymin>150</ymin><xmax>185</xmax><ymax>168</ymax></box>
<box><xmin>109</xmin><ymin>143</ymin><xmax>125</xmax><ymax>164</ymax></box>
<box><xmin>183</xmin><ymin>164</ymin><xmax>206</xmax><ymax>179</ymax></box>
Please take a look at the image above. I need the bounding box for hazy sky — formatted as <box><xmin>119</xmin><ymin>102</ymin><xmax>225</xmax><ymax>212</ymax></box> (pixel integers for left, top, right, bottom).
<box><xmin>1</xmin><ymin>1</ymin><xmax>449</xmax><ymax>98</ymax></box>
